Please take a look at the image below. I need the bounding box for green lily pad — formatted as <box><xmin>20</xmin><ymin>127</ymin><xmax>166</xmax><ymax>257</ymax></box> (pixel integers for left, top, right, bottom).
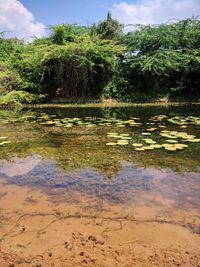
<box><xmin>134</xmin><ymin>147</ymin><xmax>146</xmax><ymax>151</ymax></box>
<box><xmin>146</xmin><ymin>128</ymin><xmax>157</xmax><ymax>132</ymax></box>
<box><xmin>106</xmin><ymin>142</ymin><xmax>117</xmax><ymax>146</ymax></box>
<box><xmin>142</xmin><ymin>132</ymin><xmax>151</xmax><ymax>136</ymax></box>
<box><xmin>185</xmin><ymin>139</ymin><xmax>200</xmax><ymax>143</ymax></box>
<box><xmin>0</xmin><ymin>141</ymin><xmax>11</xmax><ymax>146</ymax></box>
<box><xmin>132</xmin><ymin>143</ymin><xmax>143</xmax><ymax>147</ymax></box>
<box><xmin>166</xmin><ymin>140</ymin><xmax>178</xmax><ymax>143</ymax></box>
<box><xmin>143</xmin><ymin>139</ymin><xmax>156</xmax><ymax>144</ymax></box>
<box><xmin>117</xmin><ymin>140</ymin><xmax>129</xmax><ymax>145</ymax></box>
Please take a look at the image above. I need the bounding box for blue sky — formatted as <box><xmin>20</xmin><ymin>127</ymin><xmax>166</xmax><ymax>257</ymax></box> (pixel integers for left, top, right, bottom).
<box><xmin>20</xmin><ymin>0</ymin><xmax>128</xmax><ymax>26</ymax></box>
<box><xmin>0</xmin><ymin>0</ymin><xmax>200</xmax><ymax>40</ymax></box>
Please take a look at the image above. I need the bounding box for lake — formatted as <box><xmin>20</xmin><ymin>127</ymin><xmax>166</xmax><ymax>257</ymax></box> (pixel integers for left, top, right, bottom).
<box><xmin>0</xmin><ymin>104</ymin><xmax>200</xmax><ymax>266</ymax></box>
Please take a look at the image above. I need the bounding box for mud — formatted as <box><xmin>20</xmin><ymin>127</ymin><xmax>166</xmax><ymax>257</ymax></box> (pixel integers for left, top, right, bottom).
<box><xmin>0</xmin><ymin>180</ymin><xmax>199</xmax><ymax>267</ymax></box>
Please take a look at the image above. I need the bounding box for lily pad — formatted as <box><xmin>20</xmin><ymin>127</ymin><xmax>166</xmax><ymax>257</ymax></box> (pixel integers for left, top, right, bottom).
<box><xmin>106</xmin><ymin>142</ymin><xmax>117</xmax><ymax>146</ymax></box>
<box><xmin>0</xmin><ymin>141</ymin><xmax>11</xmax><ymax>146</ymax></box>
<box><xmin>132</xmin><ymin>143</ymin><xmax>143</xmax><ymax>147</ymax></box>
<box><xmin>166</xmin><ymin>140</ymin><xmax>178</xmax><ymax>143</ymax></box>
<box><xmin>143</xmin><ymin>139</ymin><xmax>156</xmax><ymax>144</ymax></box>
<box><xmin>134</xmin><ymin>147</ymin><xmax>146</xmax><ymax>151</ymax></box>
<box><xmin>117</xmin><ymin>140</ymin><xmax>129</xmax><ymax>145</ymax></box>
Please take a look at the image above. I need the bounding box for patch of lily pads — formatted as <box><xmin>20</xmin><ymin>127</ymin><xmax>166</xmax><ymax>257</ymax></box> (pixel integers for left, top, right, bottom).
<box><xmin>0</xmin><ymin>112</ymin><xmax>199</xmax><ymax>153</ymax></box>
<box><xmin>106</xmin><ymin>121</ymin><xmax>199</xmax><ymax>152</ymax></box>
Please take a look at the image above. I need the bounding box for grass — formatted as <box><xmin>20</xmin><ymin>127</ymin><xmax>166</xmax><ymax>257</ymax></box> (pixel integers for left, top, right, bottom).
<box><xmin>24</xmin><ymin>101</ymin><xmax>200</xmax><ymax>109</ymax></box>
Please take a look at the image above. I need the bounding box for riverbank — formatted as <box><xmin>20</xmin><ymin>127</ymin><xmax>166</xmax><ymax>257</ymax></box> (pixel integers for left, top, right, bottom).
<box><xmin>0</xmin><ymin>180</ymin><xmax>200</xmax><ymax>267</ymax></box>
<box><xmin>23</xmin><ymin>101</ymin><xmax>200</xmax><ymax>109</ymax></box>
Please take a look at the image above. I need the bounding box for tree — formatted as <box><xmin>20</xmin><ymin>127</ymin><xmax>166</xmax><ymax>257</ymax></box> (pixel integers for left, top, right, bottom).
<box><xmin>0</xmin><ymin>17</ymin><xmax>199</xmax><ymax>103</ymax></box>
<box><xmin>5</xmin><ymin>28</ymin><xmax>125</xmax><ymax>99</ymax></box>
<box><xmin>116</xmin><ymin>18</ymin><xmax>200</xmax><ymax>99</ymax></box>
<box><xmin>95</xmin><ymin>12</ymin><xmax>124</xmax><ymax>40</ymax></box>
<box><xmin>50</xmin><ymin>24</ymin><xmax>90</xmax><ymax>44</ymax></box>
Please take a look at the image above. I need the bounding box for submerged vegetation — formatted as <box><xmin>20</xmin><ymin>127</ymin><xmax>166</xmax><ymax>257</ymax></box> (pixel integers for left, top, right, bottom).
<box><xmin>0</xmin><ymin>14</ymin><xmax>200</xmax><ymax>106</ymax></box>
<box><xmin>0</xmin><ymin>106</ymin><xmax>199</xmax><ymax>173</ymax></box>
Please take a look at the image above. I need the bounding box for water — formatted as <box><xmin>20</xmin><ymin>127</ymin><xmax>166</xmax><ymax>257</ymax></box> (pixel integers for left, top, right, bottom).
<box><xmin>0</xmin><ymin>104</ymin><xmax>199</xmax><ymax>211</ymax></box>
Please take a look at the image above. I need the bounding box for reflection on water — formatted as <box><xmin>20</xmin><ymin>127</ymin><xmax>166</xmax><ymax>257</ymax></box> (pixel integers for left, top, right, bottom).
<box><xmin>0</xmin><ymin>104</ymin><xmax>199</xmax><ymax>212</ymax></box>
<box><xmin>0</xmin><ymin>155</ymin><xmax>41</xmax><ymax>177</ymax></box>
<box><xmin>0</xmin><ymin>154</ymin><xmax>200</xmax><ymax>211</ymax></box>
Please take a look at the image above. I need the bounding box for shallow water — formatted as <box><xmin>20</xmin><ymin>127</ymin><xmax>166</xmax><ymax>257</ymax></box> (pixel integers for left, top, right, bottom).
<box><xmin>0</xmin><ymin>104</ymin><xmax>200</xmax><ymax>211</ymax></box>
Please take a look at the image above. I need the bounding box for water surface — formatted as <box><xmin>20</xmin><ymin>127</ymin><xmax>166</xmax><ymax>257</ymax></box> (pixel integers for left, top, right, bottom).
<box><xmin>0</xmin><ymin>104</ymin><xmax>199</xmax><ymax>211</ymax></box>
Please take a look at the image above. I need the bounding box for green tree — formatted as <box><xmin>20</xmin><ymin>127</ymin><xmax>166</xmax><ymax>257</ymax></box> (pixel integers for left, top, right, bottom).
<box><xmin>116</xmin><ymin>18</ymin><xmax>200</xmax><ymax>100</ymax></box>
<box><xmin>95</xmin><ymin>12</ymin><xmax>124</xmax><ymax>40</ymax></box>
<box><xmin>0</xmin><ymin>17</ymin><xmax>199</xmax><ymax>104</ymax></box>
<box><xmin>50</xmin><ymin>24</ymin><xmax>90</xmax><ymax>44</ymax></box>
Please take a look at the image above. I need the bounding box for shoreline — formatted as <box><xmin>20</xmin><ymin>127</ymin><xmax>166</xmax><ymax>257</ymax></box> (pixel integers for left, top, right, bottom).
<box><xmin>0</xmin><ymin>180</ymin><xmax>200</xmax><ymax>266</ymax></box>
<box><xmin>23</xmin><ymin>101</ymin><xmax>200</xmax><ymax>109</ymax></box>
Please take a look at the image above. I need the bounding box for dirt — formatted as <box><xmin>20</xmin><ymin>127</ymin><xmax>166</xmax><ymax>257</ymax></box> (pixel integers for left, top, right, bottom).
<box><xmin>0</xmin><ymin>180</ymin><xmax>200</xmax><ymax>267</ymax></box>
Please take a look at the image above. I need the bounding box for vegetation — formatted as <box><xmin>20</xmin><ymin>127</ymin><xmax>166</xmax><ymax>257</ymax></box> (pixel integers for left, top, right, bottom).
<box><xmin>0</xmin><ymin>107</ymin><xmax>200</xmax><ymax>173</ymax></box>
<box><xmin>0</xmin><ymin>15</ymin><xmax>200</xmax><ymax>106</ymax></box>
<box><xmin>0</xmin><ymin>90</ymin><xmax>44</xmax><ymax>106</ymax></box>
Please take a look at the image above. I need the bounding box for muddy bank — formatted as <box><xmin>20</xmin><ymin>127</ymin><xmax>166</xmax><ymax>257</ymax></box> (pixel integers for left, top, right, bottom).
<box><xmin>0</xmin><ymin>181</ymin><xmax>200</xmax><ymax>267</ymax></box>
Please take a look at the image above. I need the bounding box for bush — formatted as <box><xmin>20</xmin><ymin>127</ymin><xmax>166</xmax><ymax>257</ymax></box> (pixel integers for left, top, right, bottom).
<box><xmin>0</xmin><ymin>90</ymin><xmax>45</xmax><ymax>106</ymax></box>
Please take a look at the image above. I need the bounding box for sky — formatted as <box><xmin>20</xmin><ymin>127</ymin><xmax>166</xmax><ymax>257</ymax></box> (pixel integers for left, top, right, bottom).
<box><xmin>0</xmin><ymin>0</ymin><xmax>200</xmax><ymax>40</ymax></box>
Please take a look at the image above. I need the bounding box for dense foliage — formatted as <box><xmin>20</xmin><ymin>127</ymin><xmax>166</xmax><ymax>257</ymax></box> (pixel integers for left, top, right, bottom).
<box><xmin>0</xmin><ymin>14</ymin><xmax>200</xmax><ymax>105</ymax></box>
<box><xmin>120</xmin><ymin>18</ymin><xmax>200</xmax><ymax>100</ymax></box>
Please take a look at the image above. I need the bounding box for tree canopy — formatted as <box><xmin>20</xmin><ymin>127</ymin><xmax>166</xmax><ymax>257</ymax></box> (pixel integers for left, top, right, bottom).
<box><xmin>0</xmin><ymin>15</ymin><xmax>199</xmax><ymax>105</ymax></box>
<box><xmin>94</xmin><ymin>12</ymin><xmax>124</xmax><ymax>40</ymax></box>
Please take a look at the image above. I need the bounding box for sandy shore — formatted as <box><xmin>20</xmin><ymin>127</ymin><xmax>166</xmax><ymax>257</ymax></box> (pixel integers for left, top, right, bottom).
<box><xmin>0</xmin><ymin>180</ymin><xmax>200</xmax><ymax>267</ymax></box>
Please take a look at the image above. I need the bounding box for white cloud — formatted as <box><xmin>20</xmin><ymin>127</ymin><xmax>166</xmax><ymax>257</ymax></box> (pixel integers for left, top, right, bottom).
<box><xmin>111</xmin><ymin>0</ymin><xmax>200</xmax><ymax>26</ymax></box>
<box><xmin>0</xmin><ymin>0</ymin><xmax>46</xmax><ymax>40</ymax></box>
